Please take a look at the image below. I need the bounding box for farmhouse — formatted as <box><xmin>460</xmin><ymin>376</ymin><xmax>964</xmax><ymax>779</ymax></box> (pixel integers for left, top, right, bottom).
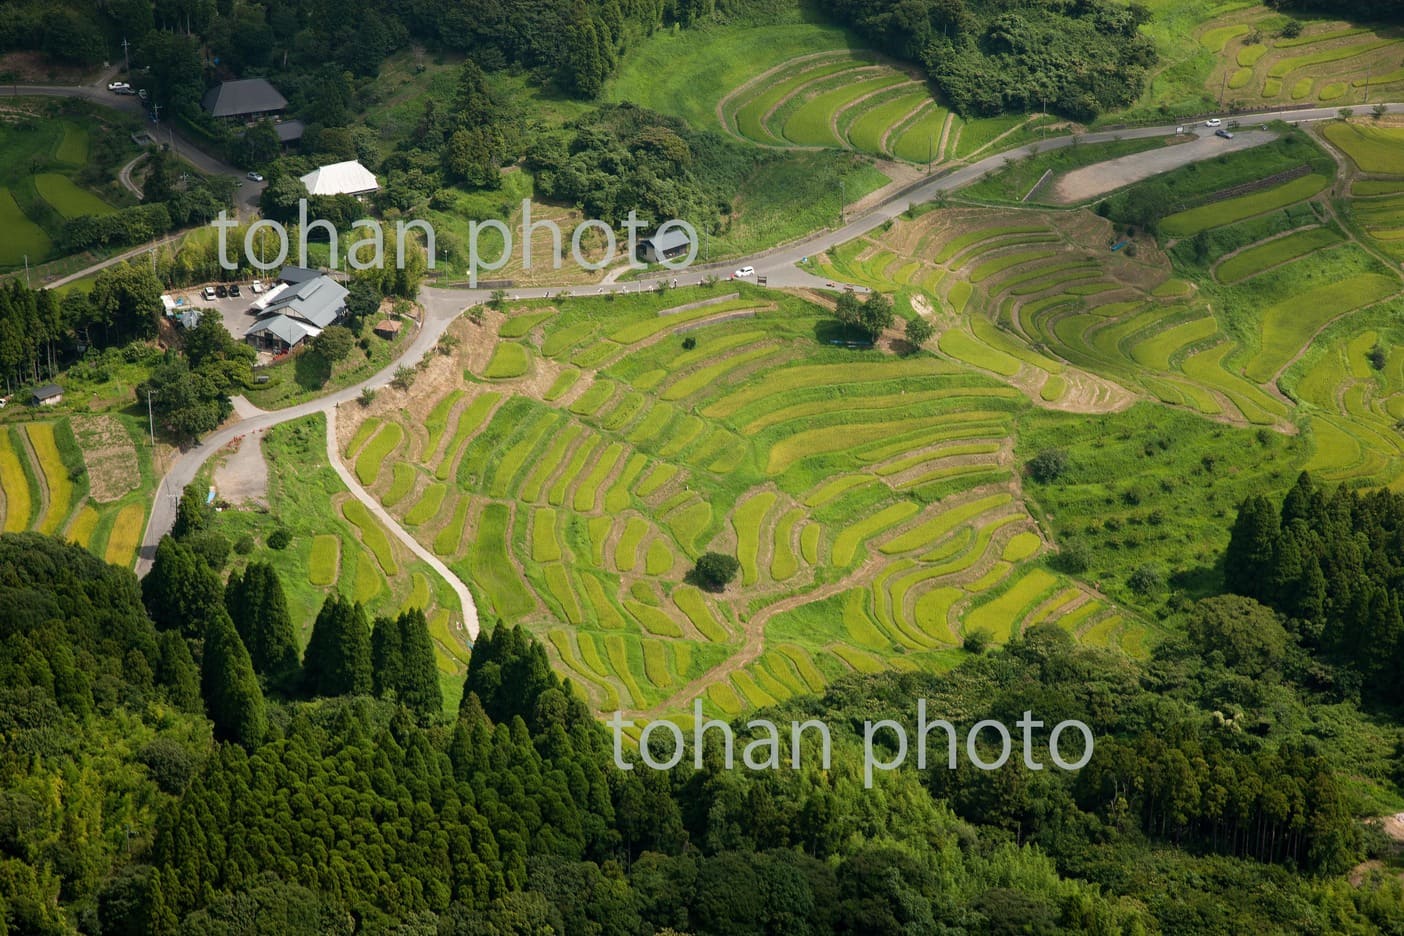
<box><xmin>30</xmin><ymin>384</ymin><xmax>63</xmax><ymax>406</ymax></box>
<box><xmin>300</xmin><ymin>160</ymin><xmax>379</xmax><ymax>198</ymax></box>
<box><xmin>243</xmin><ymin>273</ymin><xmax>348</xmax><ymax>353</ymax></box>
<box><xmin>202</xmin><ymin>79</ymin><xmax>288</xmax><ymax>121</ymax></box>
<box><xmin>636</xmin><ymin>227</ymin><xmax>693</xmax><ymax>264</ymax></box>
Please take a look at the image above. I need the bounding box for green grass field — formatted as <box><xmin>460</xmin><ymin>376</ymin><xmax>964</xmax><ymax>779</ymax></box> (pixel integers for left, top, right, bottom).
<box><xmin>34</xmin><ymin>173</ymin><xmax>116</xmax><ymax>219</ymax></box>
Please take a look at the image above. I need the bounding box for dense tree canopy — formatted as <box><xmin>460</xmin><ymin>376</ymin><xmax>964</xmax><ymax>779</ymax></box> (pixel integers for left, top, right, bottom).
<box><xmin>816</xmin><ymin>0</ymin><xmax>1156</xmax><ymax>120</ymax></box>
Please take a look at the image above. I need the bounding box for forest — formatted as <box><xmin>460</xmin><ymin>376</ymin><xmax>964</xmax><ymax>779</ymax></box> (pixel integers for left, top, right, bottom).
<box><xmin>813</xmin><ymin>0</ymin><xmax>1156</xmax><ymax>119</ymax></box>
<box><xmin>3</xmin><ymin>503</ymin><xmax>1404</xmax><ymax>933</ymax></box>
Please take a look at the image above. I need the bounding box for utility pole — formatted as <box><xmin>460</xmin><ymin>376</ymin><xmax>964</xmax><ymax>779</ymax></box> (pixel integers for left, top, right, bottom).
<box><xmin>23</xmin><ymin>255</ymin><xmax>29</xmax><ymax>288</ymax></box>
<box><xmin>1219</xmin><ymin>68</ymin><xmax>1227</xmax><ymax>110</ymax></box>
<box><xmin>927</xmin><ymin>134</ymin><xmax>933</xmax><ymax>174</ymax></box>
<box><xmin>121</xmin><ymin>37</ymin><xmax>130</xmax><ymax>75</ymax></box>
<box><xmin>839</xmin><ymin>179</ymin><xmax>846</xmax><ymax>226</ymax></box>
<box><xmin>145</xmin><ymin>389</ymin><xmax>156</xmax><ymax>448</ymax></box>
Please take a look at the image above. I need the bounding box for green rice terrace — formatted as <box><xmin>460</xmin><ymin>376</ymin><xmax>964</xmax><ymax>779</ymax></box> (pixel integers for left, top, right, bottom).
<box><xmin>0</xmin><ymin>415</ymin><xmax>152</xmax><ymax>567</ymax></box>
<box><xmin>349</xmin><ymin>285</ymin><xmax>1165</xmax><ymax>727</ymax></box>
<box><xmin>200</xmin><ymin>415</ymin><xmax>472</xmax><ymax>703</ymax></box>
<box><xmin>611</xmin><ymin>21</ymin><xmax>1053</xmax><ymax>169</ymax></box>
<box><xmin>0</xmin><ymin>103</ymin><xmax>131</xmax><ymax>269</ymax></box>
<box><xmin>1199</xmin><ymin>12</ymin><xmax>1404</xmax><ymax>108</ymax></box>
<box><xmin>323</xmin><ymin>113</ymin><xmax>1404</xmax><ymax>726</ymax></box>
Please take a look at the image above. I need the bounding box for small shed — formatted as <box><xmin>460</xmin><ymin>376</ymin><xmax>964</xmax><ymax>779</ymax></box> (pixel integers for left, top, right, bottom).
<box><xmin>372</xmin><ymin>319</ymin><xmax>402</xmax><ymax>339</ymax></box>
<box><xmin>636</xmin><ymin>227</ymin><xmax>694</xmax><ymax>264</ymax></box>
<box><xmin>31</xmin><ymin>384</ymin><xmax>63</xmax><ymax>406</ymax></box>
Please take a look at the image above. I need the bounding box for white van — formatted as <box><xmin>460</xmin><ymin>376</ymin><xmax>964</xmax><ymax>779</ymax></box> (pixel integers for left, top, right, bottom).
<box><xmin>202</xmin><ymin>286</ymin><xmax>217</xmax><ymax>301</ymax></box>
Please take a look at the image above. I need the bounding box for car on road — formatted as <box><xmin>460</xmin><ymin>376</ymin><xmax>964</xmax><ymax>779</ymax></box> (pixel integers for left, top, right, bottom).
<box><xmin>247</xmin><ymin>171</ymin><xmax>264</xmax><ymax>182</ymax></box>
<box><xmin>108</xmin><ymin>81</ymin><xmax>130</xmax><ymax>92</ymax></box>
<box><xmin>215</xmin><ymin>283</ymin><xmax>228</xmax><ymax>299</ymax></box>
<box><xmin>734</xmin><ymin>266</ymin><xmax>755</xmax><ymax>278</ymax></box>
<box><xmin>1205</xmin><ymin>118</ymin><xmax>1222</xmax><ymax>127</ymax></box>
<box><xmin>229</xmin><ymin>283</ymin><xmax>241</xmax><ymax>297</ymax></box>
<box><xmin>1215</xmin><ymin>128</ymin><xmax>1233</xmax><ymax>139</ymax></box>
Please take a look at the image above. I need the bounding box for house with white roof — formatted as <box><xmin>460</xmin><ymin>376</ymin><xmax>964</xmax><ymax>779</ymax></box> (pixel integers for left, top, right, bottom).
<box><xmin>300</xmin><ymin>160</ymin><xmax>379</xmax><ymax>198</ymax></box>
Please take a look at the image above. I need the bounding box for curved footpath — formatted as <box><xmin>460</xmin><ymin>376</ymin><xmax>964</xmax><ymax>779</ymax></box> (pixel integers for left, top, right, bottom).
<box><xmin>324</xmin><ymin>403</ymin><xmax>480</xmax><ymax>638</ymax></box>
<box><xmin>112</xmin><ymin>100</ymin><xmax>1403</xmax><ymax>649</ymax></box>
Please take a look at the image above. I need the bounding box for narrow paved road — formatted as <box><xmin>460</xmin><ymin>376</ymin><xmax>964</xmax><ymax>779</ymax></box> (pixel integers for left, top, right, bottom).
<box><xmin>136</xmin><ymin>290</ymin><xmax>469</xmax><ymax>575</ymax></box>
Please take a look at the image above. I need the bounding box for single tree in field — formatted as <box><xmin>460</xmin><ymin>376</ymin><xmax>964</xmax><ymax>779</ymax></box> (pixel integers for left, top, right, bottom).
<box><xmin>858</xmin><ymin>292</ymin><xmax>894</xmax><ymax>341</ymax></box>
<box><xmin>224</xmin><ymin>562</ymin><xmax>300</xmax><ymax>683</ymax></box>
<box><xmin>302</xmin><ymin>593</ymin><xmax>373</xmax><ymax>697</ymax></box>
<box><xmin>691</xmin><ymin>552</ymin><xmax>741</xmax><ymax>593</ymax></box>
<box><xmin>905</xmin><ymin>315</ymin><xmax>935</xmax><ymax>349</ymax></box>
<box><xmin>834</xmin><ymin>290</ymin><xmax>862</xmax><ymax>337</ymax></box>
<box><xmin>201</xmin><ymin>606</ymin><xmax>267</xmax><ymax>748</ymax></box>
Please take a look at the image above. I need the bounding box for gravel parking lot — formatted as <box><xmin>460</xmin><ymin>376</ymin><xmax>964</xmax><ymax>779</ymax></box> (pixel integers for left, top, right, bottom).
<box><xmin>1049</xmin><ymin>128</ymin><xmax>1279</xmax><ymax>204</ymax></box>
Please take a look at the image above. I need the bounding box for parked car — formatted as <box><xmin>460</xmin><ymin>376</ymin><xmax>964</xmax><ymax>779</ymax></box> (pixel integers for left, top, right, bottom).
<box><xmin>107</xmin><ymin>81</ymin><xmax>130</xmax><ymax>92</ymax></box>
<box><xmin>202</xmin><ymin>286</ymin><xmax>217</xmax><ymax>300</ymax></box>
<box><xmin>215</xmin><ymin>283</ymin><xmax>228</xmax><ymax>299</ymax></box>
<box><xmin>1215</xmin><ymin>128</ymin><xmax>1233</xmax><ymax>139</ymax></box>
<box><xmin>250</xmin><ymin>280</ymin><xmax>264</xmax><ymax>294</ymax></box>
<box><xmin>229</xmin><ymin>283</ymin><xmax>241</xmax><ymax>297</ymax></box>
<box><xmin>247</xmin><ymin>171</ymin><xmax>264</xmax><ymax>182</ymax></box>
<box><xmin>734</xmin><ymin>266</ymin><xmax>756</xmax><ymax>278</ymax></box>
<box><xmin>1205</xmin><ymin>118</ymin><xmax>1222</xmax><ymax>127</ymax></box>
<box><xmin>137</xmin><ymin>89</ymin><xmax>149</xmax><ymax>101</ymax></box>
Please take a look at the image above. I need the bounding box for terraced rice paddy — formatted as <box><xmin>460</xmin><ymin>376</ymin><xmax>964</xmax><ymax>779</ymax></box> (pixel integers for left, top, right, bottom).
<box><xmin>0</xmin><ymin>418</ymin><xmax>151</xmax><ymax>567</ymax></box>
<box><xmin>717</xmin><ymin>52</ymin><xmax>952</xmax><ymax>163</ymax></box>
<box><xmin>354</xmin><ymin>284</ymin><xmax>1151</xmax><ymax>720</ymax></box>
<box><xmin>1199</xmin><ymin>15</ymin><xmax>1404</xmax><ymax>107</ymax></box>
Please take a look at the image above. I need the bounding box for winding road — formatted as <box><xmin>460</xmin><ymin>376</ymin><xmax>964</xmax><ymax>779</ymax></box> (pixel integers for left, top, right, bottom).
<box><xmin>34</xmin><ymin>78</ymin><xmax>1380</xmax><ymax>644</ymax></box>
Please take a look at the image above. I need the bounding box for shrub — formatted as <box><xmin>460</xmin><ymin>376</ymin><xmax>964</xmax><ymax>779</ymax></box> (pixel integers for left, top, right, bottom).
<box><xmin>187</xmin><ymin>531</ymin><xmax>231</xmax><ymax>571</ymax></box>
<box><xmin>1050</xmin><ymin>541</ymin><xmax>1091</xmax><ymax>574</ymax></box>
<box><xmin>1027</xmin><ymin>448</ymin><xmax>1071</xmax><ymax>483</ymax></box>
<box><xmin>963</xmin><ymin>629</ymin><xmax>991</xmax><ymax>654</ymax></box>
<box><xmin>691</xmin><ymin>552</ymin><xmax>740</xmax><ymax>592</ymax></box>
<box><xmin>681</xmin><ymin>336</ymin><xmax>697</xmax><ymax>351</ymax></box>
<box><xmin>1280</xmin><ymin>19</ymin><xmax>1302</xmax><ymax>38</ymax></box>
<box><xmin>905</xmin><ymin>315</ymin><xmax>935</xmax><ymax>348</ymax></box>
<box><xmin>1128</xmin><ymin>564</ymin><xmax>1163</xmax><ymax>594</ymax></box>
<box><xmin>360</xmin><ymin>387</ymin><xmax>377</xmax><ymax>407</ymax></box>
<box><xmin>234</xmin><ymin>534</ymin><xmax>256</xmax><ymax>555</ymax></box>
<box><xmin>392</xmin><ymin>365</ymin><xmax>415</xmax><ymax>390</ymax></box>
<box><xmin>1368</xmin><ymin>343</ymin><xmax>1387</xmax><ymax>371</ymax></box>
<box><xmin>267</xmin><ymin>528</ymin><xmax>292</xmax><ymax>550</ymax></box>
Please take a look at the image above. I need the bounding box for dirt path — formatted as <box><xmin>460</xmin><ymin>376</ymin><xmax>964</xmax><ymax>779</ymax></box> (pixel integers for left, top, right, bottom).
<box><xmin>324</xmin><ymin>404</ymin><xmax>481</xmax><ymax>640</ymax></box>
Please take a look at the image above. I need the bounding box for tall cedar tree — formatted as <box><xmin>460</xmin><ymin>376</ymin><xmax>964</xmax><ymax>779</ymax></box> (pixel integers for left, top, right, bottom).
<box><xmin>372</xmin><ymin>608</ymin><xmax>442</xmax><ymax>716</ymax></box>
<box><xmin>303</xmin><ymin>593</ymin><xmax>373</xmax><ymax>697</ymax></box>
<box><xmin>200</xmin><ymin>606</ymin><xmax>267</xmax><ymax>748</ymax></box>
<box><xmin>224</xmin><ymin>562</ymin><xmax>300</xmax><ymax>682</ymax></box>
<box><xmin>142</xmin><ymin>536</ymin><xmax>225</xmax><ymax>638</ymax></box>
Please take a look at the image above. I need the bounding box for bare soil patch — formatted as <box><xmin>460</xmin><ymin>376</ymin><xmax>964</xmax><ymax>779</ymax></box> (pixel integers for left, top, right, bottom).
<box><xmin>72</xmin><ymin>415</ymin><xmax>140</xmax><ymax>503</ymax></box>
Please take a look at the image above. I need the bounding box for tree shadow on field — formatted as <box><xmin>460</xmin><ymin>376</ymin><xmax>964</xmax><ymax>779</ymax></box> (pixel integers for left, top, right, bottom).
<box><xmin>812</xmin><ymin>319</ymin><xmax>872</xmax><ymax>349</ymax></box>
<box><xmin>1169</xmin><ymin>563</ymin><xmax>1223</xmax><ymax>601</ymax></box>
<box><xmin>294</xmin><ymin>351</ymin><xmax>331</xmax><ymax>390</ymax></box>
